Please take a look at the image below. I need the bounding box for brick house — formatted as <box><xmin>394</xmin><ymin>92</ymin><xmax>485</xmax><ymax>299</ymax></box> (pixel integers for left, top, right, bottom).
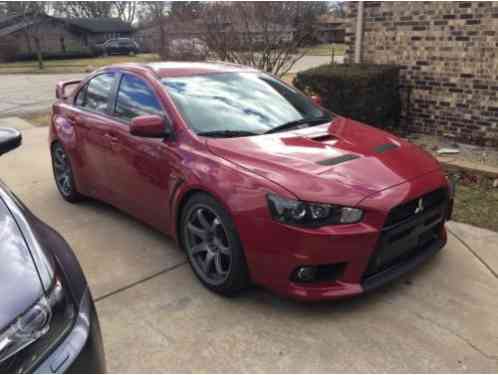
<box><xmin>0</xmin><ymin>14</ymin><xmax>133</xmax><ymax>55</ymax></box>
<box><xmin>315</xmin><ymin>14</ymin><xmax>346</xmax><ymax>43</ymax></box>
<box><xmin>343</xmin><ymin>2</ymin><xmax>498</xmax><ymax>146</ymax></box>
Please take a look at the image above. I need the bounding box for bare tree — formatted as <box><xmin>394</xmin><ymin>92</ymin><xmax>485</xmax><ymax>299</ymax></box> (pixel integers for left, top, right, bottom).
<box><xmin>0</xmin><ymin>2</ymin><xmax>8</xmax><ymax>17</ymax></box>
<box><xmin>197</xmin><ymin>2</ymin><xmax>320</xmax><ymax>77</ymax></box>
<box><xmin>169</xmin><ymin>1</ymin><xmax>202</xmax><ymax>20</ymax></box>
<box><xmin>138</xmin><ymin>1</ymin><xmax>170</xmax><ymax>58</ymax></box>
<box><xmin>8</xmin><ymin>1</ymin><xmax>49</xmax><ymax>70</ymax></box>
<box><xmin>52</xmin><ymin>1</ymin><xmax>138</xmax><ymax>23</ymax></box>
<box><xmin>329</xmin><ymin>1</ymin><xmax>346</xmax><ymax>18</ymax></box>
<box><xmin>52</xmin><ymin>2</ymin><xmax>114</xmax><ymax>18</ymax></box>
<box><xmin>114</xmin><ymin>1</ymin><xmax>137</xmax><ymax>24</ymax></box>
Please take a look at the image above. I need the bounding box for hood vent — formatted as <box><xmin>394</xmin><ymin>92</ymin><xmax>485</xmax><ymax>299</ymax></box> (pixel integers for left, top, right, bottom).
<box><xmin>309</xmin><ymin>134</ymin><xmax>336</xmax><ymax>142</ymax></box>
<box><xmin>317</xmin><ymin>154</ymin><xmax>359</xmax><ymax>166</ymax></box>
<box><xmin>374</xmin><ymin>143</ymin><xmax>399</xmax><ymax>153</ymax></box>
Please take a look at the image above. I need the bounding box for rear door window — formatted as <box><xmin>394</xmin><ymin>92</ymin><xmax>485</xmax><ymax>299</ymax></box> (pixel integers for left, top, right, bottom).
<box><xmin>114</xmin><ymin>74</ymin><xmax>163</xmax><ymax>122</ymax></box>
<box><xmin>82</xmin><ymin>73</ymin><xmax>115</xmax><ymax>113</ymax></box>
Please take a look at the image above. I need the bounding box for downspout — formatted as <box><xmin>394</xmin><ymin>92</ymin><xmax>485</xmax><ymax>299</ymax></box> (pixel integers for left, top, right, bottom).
<box><xmin>354</xmin><ymin>1</ymin><xmax>364</xmax><ymax>64</ymax></box>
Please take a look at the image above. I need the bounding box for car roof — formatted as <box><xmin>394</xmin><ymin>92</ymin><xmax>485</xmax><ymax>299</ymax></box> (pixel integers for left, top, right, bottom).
<box><xmin>148</xmin><ymin>62</ymin><xmax>258</xmax><ymax>78</ymax></box>
<box><xmin>99</xmin><ymin>62</ymin><xmax>258</xmax><ymax>79</ymax></box>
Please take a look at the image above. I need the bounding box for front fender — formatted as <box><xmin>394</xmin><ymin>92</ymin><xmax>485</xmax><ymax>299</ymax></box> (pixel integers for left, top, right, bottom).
<box><xmin>170</xmin><ymin>150</ymin><xmax>293</xmax><ymax>246</ymax></box>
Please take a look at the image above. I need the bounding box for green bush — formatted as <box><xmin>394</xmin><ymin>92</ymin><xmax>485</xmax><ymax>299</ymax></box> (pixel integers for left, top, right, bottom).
<box><xmin>293</xmin><ymin>64</ymin><xmax>401</xmax><ymax>129</ymax></box>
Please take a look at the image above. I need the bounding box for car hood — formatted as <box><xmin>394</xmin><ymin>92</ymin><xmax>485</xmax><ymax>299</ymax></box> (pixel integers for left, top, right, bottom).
<box><xmin>207</xmin><ymin>117</ymin><xmax>441</xmax><ymax>206</ymax></box>
<box><xmin>0</xmin><ymin>196</ymin><xmax>43</xmax><ymax>331</ymax></box>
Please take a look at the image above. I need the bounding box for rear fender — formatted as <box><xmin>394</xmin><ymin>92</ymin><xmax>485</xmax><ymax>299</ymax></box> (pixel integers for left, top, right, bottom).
<box><xmin>52</xmin><ymin>113</ymin><xmax>78</xmax><ymax>150</ymax></box>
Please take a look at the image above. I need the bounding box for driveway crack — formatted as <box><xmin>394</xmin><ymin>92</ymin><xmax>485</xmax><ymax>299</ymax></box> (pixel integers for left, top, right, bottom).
<box><xmin>447</xmin><ymin>227</ymin><xmax>498</xmax><ymax>279</ymax></box>
<box><xmin>94</xmin><ymin>260</ymin><xmax>188</xmax><ymax>303</ymax></box>
<box><xmin>413</xmin><ymin>312</ymin><xmax>498</xmax><ymax>360</ymax></box>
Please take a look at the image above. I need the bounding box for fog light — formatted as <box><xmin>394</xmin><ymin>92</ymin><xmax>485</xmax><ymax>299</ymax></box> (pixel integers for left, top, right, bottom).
<box><xmin>295</xmin><ymin>266</ymin><xmax>316</xmax><ymax>282</ymax></box>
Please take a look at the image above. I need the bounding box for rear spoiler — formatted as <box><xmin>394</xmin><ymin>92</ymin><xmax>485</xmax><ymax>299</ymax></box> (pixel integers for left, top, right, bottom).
<box><xmin>55</xmin><ymin>80</ymin><xmax>81</xmax><ymax>100</ymax></box>
<box><xmin>0</xmin><ymin>128</ymin><xmax>22</xmax><ymax>156</ymax></box>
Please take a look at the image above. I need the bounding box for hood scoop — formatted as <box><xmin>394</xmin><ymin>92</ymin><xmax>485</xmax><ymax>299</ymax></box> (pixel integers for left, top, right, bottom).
<box><xmin>309</xmin><ymin>133</ymin><xmax>336</xmax><ymax>142</ymax></box>
<box><xmin>317</xmin><ymin>154</ymin><xmax>359</xmax><ymax>166</ymax></box>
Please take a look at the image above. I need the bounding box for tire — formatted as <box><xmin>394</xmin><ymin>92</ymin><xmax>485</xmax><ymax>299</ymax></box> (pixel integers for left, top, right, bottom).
<box><xmin>51</xmin><ymin>142</ymin><xmax>83</xmax><ymax>203</ymax></box>
<box><xmin>180</xmin><ymin>193</ymin><xmax>250</xmax><ymax>296</ymax></box>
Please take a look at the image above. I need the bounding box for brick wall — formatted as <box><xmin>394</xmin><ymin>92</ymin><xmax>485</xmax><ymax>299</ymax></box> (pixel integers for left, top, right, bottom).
<box><xmin>344</xmin><ymin>2</ymin><xmax>498</xmax><ymax>146</ymax></box>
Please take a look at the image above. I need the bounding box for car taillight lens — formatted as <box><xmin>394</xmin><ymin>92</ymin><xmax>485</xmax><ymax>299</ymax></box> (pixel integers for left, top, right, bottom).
<box><xmin>0</xmin><ymin>279</ymin><xmax>65</xmax><ymax>364</ymax></box>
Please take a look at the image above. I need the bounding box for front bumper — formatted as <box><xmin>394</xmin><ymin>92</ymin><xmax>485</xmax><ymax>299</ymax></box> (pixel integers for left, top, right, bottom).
<box><xmin>242</xmin><ymin>171</ymin><xmax>450</xmax><ymax>301</ymax></box>
<box><xmin>34</xmin><ymin>289</ymin><xmax>105</xmax><ymax>374</ymax></box>
<box><xmin>284</xmin><ymin>232</ymin><xmax>446</xmax><ymax>301</ymax></box>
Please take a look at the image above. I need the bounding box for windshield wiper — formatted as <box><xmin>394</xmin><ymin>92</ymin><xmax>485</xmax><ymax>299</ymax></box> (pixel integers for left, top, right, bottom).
<box><xmin>264</xmin><ymin>116</ymin><xmax>331</xmax><ymax>135</ymax></box>
<box><xmin>197</xmin><ymin>130</ymin><xmax>260</xmax><ymax>138</ymax></box>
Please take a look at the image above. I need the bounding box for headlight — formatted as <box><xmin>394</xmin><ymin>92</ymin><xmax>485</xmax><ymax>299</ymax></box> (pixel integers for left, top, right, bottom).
<box><xmin>0</xmin><ymin>279</ymin><xmax>64</xmax><ymax>364</ymax></box>
<box><xmin>267</xmin><ymin>193</ymin><xmax>363</xmax><ymax>227</ymax></box>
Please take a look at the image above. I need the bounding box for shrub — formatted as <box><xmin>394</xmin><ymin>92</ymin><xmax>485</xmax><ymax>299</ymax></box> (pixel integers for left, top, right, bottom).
<box><xmin>293</xmin><ymin>64</ymin><xmax>401</xmax><ymax>130</ymax></box>
<box><xmin>0</xmin><ymin>36</ymin><xmax>19</xmax><ymax>62</ymax></box>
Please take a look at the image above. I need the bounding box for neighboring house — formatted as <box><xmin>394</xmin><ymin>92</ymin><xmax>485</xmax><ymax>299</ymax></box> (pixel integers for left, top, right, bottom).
<box><xmin>343</xmin><ymin>2</ymin><xmax>498</xmax><ymax>146</ymax></box>
<box><xmin>314</xmin><ymin>14</ymin><xmax>345</xmax><ymax>43</ymax></box>
<box><xmin>62</xmin><ymin>17</ymin><xmax>133</xmax><ymax>46</ymax></box>
<box><xmin>0</xmin><ymin>14</ymin><xmax>132</xmax><ymax>55</ymax></box>
<box><xmin>135</xmin><ymin>18</ymin><xmax>295</xmax><ymax>53</ymax></box>
<box><xmin>0</xmin><ymin>14</ymin><xmax>79</xmax><ymax>55</ymax></box>
<box><xmin>227</xmin><ymin>22</ymin><xmax>295</xmax><ymax>44</ymax></box>
<box><xmin>134</xmin><ymin>19</ymin><xmax>205</xmax><ymax>53</ymax></box>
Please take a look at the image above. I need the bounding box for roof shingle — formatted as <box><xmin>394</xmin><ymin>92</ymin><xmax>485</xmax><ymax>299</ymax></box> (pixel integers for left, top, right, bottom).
<box><xmin>61</xmin><ymin>17</ymin><xmax>132</xmax><ymax>33</ymax></box>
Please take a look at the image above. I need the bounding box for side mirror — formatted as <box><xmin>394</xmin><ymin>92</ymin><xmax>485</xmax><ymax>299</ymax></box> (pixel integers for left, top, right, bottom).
<box><xmin>0</xmin><ymin>128</ymin><xmax>22</xmax><ymax>156</ymax></box>
<box><xmin>130</xmin><ymin>115</ymin><xmax>172</xmax><ymax>138</ymax></box>
<box><xmin>311</xmin><ymin>95</ymin><xmax>322</xmax><ymax>106</ymax></box>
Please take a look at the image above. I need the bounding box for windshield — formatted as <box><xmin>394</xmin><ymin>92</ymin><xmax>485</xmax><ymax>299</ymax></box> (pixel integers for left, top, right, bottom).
<box><xmin>161</xmin><ymin>72</ymin><xmax>331</xmax><ymax>136</ymax></box>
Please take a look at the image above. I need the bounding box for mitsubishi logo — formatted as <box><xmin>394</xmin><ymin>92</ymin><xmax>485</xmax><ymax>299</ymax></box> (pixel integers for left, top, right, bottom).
<box><xmin>414</xmin><ymin>198</ymin><xmax>424</xmax><ymax>214</ymax></box>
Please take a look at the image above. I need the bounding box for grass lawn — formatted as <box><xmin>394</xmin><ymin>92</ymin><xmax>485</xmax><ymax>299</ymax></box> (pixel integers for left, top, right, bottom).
<box><xmin>282</xmin><ymin>73</ymin><xmax>296</xmax><ymax>85</ymax></box>
<box><xmin>301</xmin><ymin>43</ymin><xmax>346</xmax><ymax>57</ymax></box>
<box><xmin>0</xmin><ymin>53</ymin><xmax>160</xmax><ymax>74</ymax></box>
<box><xmin>452</xmin><ymin>183</ymin><xmax>498</xmax><ymax>232</ymax></box>
<box><xmin>20</xmin><ymin>111</ymin><xmax>51</xmax><ymax>127</ymax></box>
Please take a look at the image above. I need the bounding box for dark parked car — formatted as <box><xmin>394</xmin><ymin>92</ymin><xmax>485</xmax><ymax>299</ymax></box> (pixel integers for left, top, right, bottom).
<box><xmin>51</xmin><ymin>62</ymin><xmax>454</xmax><ymax>301</ymax></box>
<box><xmin>96</xmin><ymin>38</ymin><xmax>139</xmax><ymax>56</ymax></box>
<box><xmin>0</xmin><ymin>128</ymin><xmax>105</xmax><ymax>373</ymax></box>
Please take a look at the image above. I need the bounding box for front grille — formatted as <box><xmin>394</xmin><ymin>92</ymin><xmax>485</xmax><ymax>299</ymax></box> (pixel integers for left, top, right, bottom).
<box><xmin>384</xmin><ymin>188</ymin><xmax>447</xmax><ymax>227</ymax></box>
<box><xmin>363</xmin><ymin>188</ymin><xmax>448</xmax><ymax>279</ymax></box>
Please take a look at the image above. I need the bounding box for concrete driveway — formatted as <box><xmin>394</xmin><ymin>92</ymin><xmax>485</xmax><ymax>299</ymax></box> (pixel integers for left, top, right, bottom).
<box><xmin>0</xmin><ymin>74</ymin><xmax>85</xmax><ymax>117</ymax></box>
<box><xmin>1</xmin><ymin>124</ymin><xmax>497</xmax><ymax>372</ymax></box>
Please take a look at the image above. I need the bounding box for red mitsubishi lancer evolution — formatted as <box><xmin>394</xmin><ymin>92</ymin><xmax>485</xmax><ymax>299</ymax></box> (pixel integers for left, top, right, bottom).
<box><xmin>49</xmin><ymin>62</ymin><xmax>454</xmax><ymax>301</ymax></box>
